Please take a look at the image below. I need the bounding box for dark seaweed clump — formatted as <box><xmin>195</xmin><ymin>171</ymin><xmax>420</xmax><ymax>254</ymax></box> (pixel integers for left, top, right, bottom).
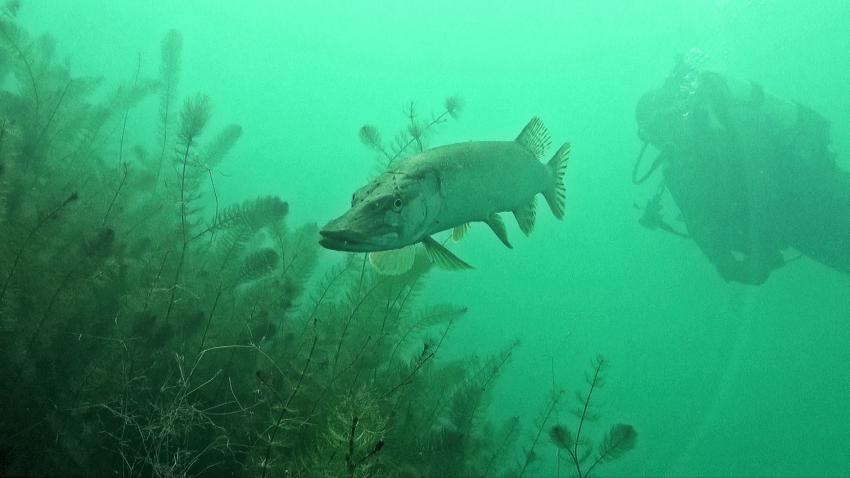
<box><xmin>0</xmin><ymin>3</ymin><xmax>636</xmax><ymax>476</ymax></box>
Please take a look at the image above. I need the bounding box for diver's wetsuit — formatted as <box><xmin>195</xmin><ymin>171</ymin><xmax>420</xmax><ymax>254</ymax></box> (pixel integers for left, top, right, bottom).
<box><xmin>637</xmin><ymin>66</ymin><xmax>850</xmax><ymax>283</ymax></box>
<box><xmin>781</xmin><ymin>106</ymin><xmax>850</xmax><ymax>275</ymax></box>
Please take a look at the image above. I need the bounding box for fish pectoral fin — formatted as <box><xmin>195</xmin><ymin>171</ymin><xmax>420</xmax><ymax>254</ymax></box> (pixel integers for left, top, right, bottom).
<box><xmin>452</xmin><ymin>223</ymin><xmax>470</xmax><ymax>242</ymax></box>
<box><xmin>422</xmin><ymin>236</ymin><xmax>473</xmax><ymax>271</ymax></box>
<box><xmin>485</xmin><ymin>213</ymin><xmax>512</xmax><ymax>248</ymax></box>
<box><xmin>512</xmin><ymin>197</ymin><xmax>537</xmax><ymax>236</ymax></box>
<box><xmin>368</xmin><ymin>246</ymin><xmax>416</xmax><ymax>276</ymax></box>
<box><xmin>515</xmin><ymin>116</ymin><xmax>551</xmax><ymax>159</ymax></box>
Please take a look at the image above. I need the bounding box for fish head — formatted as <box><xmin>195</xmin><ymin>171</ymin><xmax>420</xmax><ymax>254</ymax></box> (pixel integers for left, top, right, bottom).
<box><xmin>320</xmin><ymin>170</ymin><xmax>441</xmax><ymax>252</ymax></box>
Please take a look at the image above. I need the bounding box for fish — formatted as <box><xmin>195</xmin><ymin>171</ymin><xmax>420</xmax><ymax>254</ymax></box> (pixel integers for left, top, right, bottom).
<box><xmin>319</xmin><ymin>117</ymin><xmax>569</xmax><ymax>273</ymax></box>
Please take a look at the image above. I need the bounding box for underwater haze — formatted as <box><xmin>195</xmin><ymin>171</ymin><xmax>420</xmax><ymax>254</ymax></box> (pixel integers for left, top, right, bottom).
<box><xmin>2</xmin><ymin>0</ymin><xmax>849</xmax><ymax>476</ymax></box>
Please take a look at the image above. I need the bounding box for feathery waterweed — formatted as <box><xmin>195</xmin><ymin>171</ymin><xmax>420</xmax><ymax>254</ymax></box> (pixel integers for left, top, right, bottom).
<box><xmin>358</xmin><ymin>96</ymin><xmax>464</xmax><ymax>168</ymax></box>
<box><xmin>548</xmin><ymin>356</ymin><xmax>638</xmax><ymax>478</ymax></box>
<box><xmin>359</xmin><ymin>124</ymin><xmax>382</xmax><ymax>149</ymax></box>
<box><xmin>445</xmin><ymin>96</ymin><xmax>463</xmax><ymax>119</ymax></box>
<box><xmin>237</xmin><ymin>248</ymin><xmax>280</xmax><ymax>284</ymax></box>
<box><xmin>214</xmin><ymin>195</ymin><xmax>289</xmax><ymax>232</ymax></box>
<box><xmin>178</xmin><ymin>94</ymin><xmax>211</xmax><ymax>145</ymax></box>
<box><xmin>202</xmin><ymin>124</ymin><xmax>242</xmax><ymax>169</ymax></box>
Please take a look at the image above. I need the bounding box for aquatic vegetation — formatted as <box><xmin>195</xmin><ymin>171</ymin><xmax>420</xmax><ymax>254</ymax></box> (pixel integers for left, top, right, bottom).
<box><xmin>156</xmin><ymin>29</ymin><xmax>182</xmax><ymax>181</ymax></box>
<box><xmin>548</xmin><ymin>356</ymin><xmax>638</xmax><ymax>478</ymax></box>
<box><xmin>0</xmin><ymin>5</ymin><xmax>636</xmax><ymax>476</ymax></box>
<box><xmin>358</xmin><ymin>96</ymin><xmax>463</xmax><ymax>169</ymax></box>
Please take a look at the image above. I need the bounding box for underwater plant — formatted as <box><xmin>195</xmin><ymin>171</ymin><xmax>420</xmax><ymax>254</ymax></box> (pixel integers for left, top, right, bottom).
<box><xmin>0</xmin><ymin>3</ymin><xmax>638</xmax><ymax>476</ymax></box>
<box><xmin>156</xmin><ymin>29</ymin><xmax>182</xmax><ymax>182</ymax></box>
<box><xmin>358</xmin><ymin>96</ymin><xmax>463</xmax><ymax>169</ymax></box>
<box><xmin>548</xmin><ymin>355</ymin><xmax>638</xmax><ymax>478</ymax></box>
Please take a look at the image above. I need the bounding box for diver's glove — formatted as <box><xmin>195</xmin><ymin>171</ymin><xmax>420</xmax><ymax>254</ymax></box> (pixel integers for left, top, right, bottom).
<box><xmin>715</xmin><ymin>249</ymin><xmax>785</xmax><ymax>285</ymax></box>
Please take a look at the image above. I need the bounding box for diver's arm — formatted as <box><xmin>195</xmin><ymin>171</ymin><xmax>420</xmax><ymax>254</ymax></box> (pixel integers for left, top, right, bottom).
<box><xmin>685</xmin><ymin>200</ymin><xmax>784</xmax><ymax>285</ymax></box>
<box><xmin>687</xmin><ymin>228</ymin><xmax>750</xmax><ymax>283</ymax></box>
<box><xmin>686</xmin><ymin>220</ymin><xmax>781</xmax><ymax>285</ymax></box>
<box><xmin>712</xmin><ymin>251</ymin><xmax>777</xmax><ymax>286</ymax></box>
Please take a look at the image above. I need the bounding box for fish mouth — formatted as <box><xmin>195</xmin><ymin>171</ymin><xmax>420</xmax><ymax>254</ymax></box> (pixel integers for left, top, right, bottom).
<box><xmin>319</xmin><ymin>228</ymin><xmax>384</xmax><ymax>252</ymax></box>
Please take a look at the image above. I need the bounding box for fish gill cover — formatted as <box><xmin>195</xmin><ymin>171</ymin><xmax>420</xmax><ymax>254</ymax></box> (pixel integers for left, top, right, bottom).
<box><xmin>0</xmin><ymin>2</ymin><xmax>634</xmax><ymax>477</ymax></box>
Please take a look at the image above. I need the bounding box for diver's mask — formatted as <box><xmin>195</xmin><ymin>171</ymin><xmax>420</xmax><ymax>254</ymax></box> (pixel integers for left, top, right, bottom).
<box><xmin>634</xmin><ymin>89</ymin><xmax>684</xmax><ymax>184</ymax></box>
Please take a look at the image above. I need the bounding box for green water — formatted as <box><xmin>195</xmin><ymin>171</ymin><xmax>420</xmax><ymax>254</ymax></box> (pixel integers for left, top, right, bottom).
<box><xmin>2</xmin><ymin>0</ymin><xmax>849</xmax><ymax>476</ymax></box>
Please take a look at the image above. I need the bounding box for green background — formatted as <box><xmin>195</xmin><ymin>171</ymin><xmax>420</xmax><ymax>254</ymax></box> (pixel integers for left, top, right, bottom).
<box><xmin>17</xmin><ymin>1</ymin><xmax>850</xmax><ymax>475</ymax></box>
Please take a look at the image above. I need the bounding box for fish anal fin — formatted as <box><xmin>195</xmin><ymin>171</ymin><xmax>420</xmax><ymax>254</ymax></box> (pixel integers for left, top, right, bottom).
<box><xmin>515</xmin><ymin>116</ymin><xmax>551</xmax><ymax>159</ymax></box>
<box><xmin>513</xmin><ymin>196</ymin><xmax>537</xmax><ymax>236</ymax></box>
<box><xmin>452</xmin><ymin>223</ymin><xmax>470</xmax><ymax>242</ymax></box>
<box><xmin>422</xmin><ymin>236</ymin><xmax>473</xmax><ymax>271</ymax></box>
<box><xmin>368</xmin><ymin>246</ymin><xmax>416</xmax><ymax>276</ymax></box>
<box><xmin>485</xmin><ymin>213</ymin><xmax>512</xmax><ymax>248</ymax></box>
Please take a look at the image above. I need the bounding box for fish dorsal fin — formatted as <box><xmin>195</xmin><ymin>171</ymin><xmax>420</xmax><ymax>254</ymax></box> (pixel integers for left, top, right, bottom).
<box><xmin>452</xmin><ymin>223</ymin><xmax>470</xmax><ymax>242</ymax></box>
<box><xmin>515</xmin><ymin>116</ymin><xmax>551</xmax><ymax>159</ymax></box>
<box><xmin>485</xmin><ymin>213</ymin><xmax>512</xmax><ymax>248</ymax></box>
<box><xmin>513</xmin><ymin>196</ymin><xmax>537</xmax><ymax>236</ymax></box>
<box><xmin>422</xmin><ymin>236</ymin><xmax>473</xmax><ymax>270</ymax></box>
<box><xmin>368</xmin><ymin>246</ymin><xmax>416</xmax><ymax>275</ymax></box>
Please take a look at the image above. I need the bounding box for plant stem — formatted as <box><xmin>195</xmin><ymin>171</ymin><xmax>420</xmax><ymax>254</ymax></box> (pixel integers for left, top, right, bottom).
<box><xmin>0</xmin><ymin>192</ymin><xmax>77</xmax><ymax>307</ymax></box>
<box><xmin>117</xmin><ymin>54</ymin><xmax>141</xmax><ymax>167</ymax></box>
<box><xmin>332</xmin><ymin>279</ymin><xmax>383</xmax><ymax>373</ymax></box>
<box><xmin>386</xmin><ymin>107</ymin><xmax>452</xmax><ymax>165</ymax></box>
<box><xmin>163</xmin><ymin>137</ymin><xmax>193</xmax><ymax>324</ymax></box>
<box><xmin>197</xmin><ymin>283</ymin><xmax>223</xmax><ymax>355</ymax></box>
<box><xmin>33</xmin><ymin>79</ymin><xmax>73</xmax><ymax>152</ymax></box>
<box><xmin>143</xmin><ymin>250</ymin><xmax>170</xmax><ymax>313</ymax></box>
<box><xmin>0</xmin><ymin>21</ymin><xmax>40</xmax><ymax>122</ymax></box>
<box><xmin>102</xmin><ymin>161</ymin><xmax>129</xmax><ymax>226</ymax></box>
<box><xmin>346</xmin><ymin>415</ymin><xmax>359</xmax><ymax>478</ymax></box>
<box><xmin>518</xmin><ymin>391</ymin><xmax>561</xmax><ymax>478</ymax></box>
<box><xmin>574</xmin><ymin>358</ymin><xmax>604</xmax><ymax>462</ymax></box>
<box><xmin>260</xmin><ymin>335</ymin><xmax>317</xmax><ymax>478</ymax></box>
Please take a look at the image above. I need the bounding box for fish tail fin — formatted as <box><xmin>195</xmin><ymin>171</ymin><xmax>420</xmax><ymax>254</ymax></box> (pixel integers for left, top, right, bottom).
<box><xmin>543</xmin><ymin>142</ymin><xmax>570</xmax><ymax>219</ymax></box>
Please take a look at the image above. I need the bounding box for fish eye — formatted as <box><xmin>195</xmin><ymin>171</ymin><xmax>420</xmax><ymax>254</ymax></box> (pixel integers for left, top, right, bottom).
<box><xmin>392</xmin><ymin>196</ymin><xmax>403</xmax><ymax>211</ymax></box>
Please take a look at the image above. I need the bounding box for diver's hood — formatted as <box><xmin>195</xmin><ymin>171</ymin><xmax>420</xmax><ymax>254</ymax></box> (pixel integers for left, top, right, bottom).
<box><xmin>636</xmin><ymin>88</ymin><xmax>674</xmax><ymax>147</ymax></box>
<box><xmin>636</xmin><ymin>84</ymin><xmax>699</xmax><ymax>151</ymax></box>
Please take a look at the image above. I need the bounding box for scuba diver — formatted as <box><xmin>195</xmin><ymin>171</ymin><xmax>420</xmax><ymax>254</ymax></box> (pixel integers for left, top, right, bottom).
<box><xmin>634</xmin><ymin>51</ymin><xmax>850</xmax><ymax>284</ymax></box>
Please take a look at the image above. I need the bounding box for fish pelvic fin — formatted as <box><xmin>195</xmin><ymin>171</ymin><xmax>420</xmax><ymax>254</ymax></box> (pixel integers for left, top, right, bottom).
<box><xmin>543</xmin><ymin>142</ymin><xmax>570</xmax><ymax>219</ymax></box>
<box><xmin>515</xmin><ymin>117</ymin><xmax>551</xmax><ymax>159</ymax></box>
<box><xmin>368</xmin><ymin>246</ymin><xmax>416</xmax><ymax>276</ymax></box>
<box><xmin>422</xmin><ymin>236</ymin><xmax>473</xmax><ymax>270</ymax></box>
<box><xmin>485</xmin><ymin>213</ymin><xmax>512</xmax><ymax>248</ymax></box>
<box><xmin>512</xmin><ymin>196</ymin><xmax>536</xmax><ymax>236</ymax></box>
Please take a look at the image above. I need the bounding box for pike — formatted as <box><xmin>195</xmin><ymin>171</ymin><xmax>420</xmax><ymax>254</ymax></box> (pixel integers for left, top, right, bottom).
<box><xmin>320</xmin><ymin>117</ymin><xmax>570</xmax><ymax>273</ymax></box>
